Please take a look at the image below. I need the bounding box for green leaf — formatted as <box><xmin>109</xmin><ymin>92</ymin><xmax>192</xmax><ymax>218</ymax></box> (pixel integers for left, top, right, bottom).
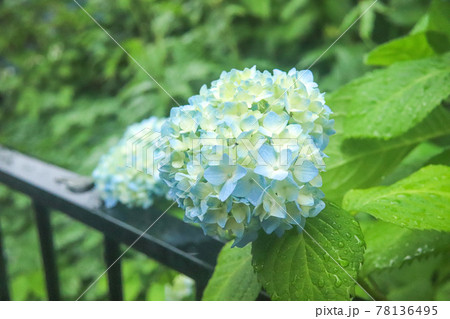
<box><xmin>359</xmin><ymin>7</ymin><xmax>375</xmax><ymax>42</ymax></box>
<box><xmin>322</xmin><ymin>106</ymin><xmax>450</xmax><ymax>202</ymax></box>
<box><xmin>435</xmin><ymin>281</ymin><xmax>450</xmax><ymax>301</ymax></box>
<box><xmin>202</xmin><ymin>242</ymin><xmax>261</xmax><ymax>301</ymax></box>
<box><xmin>328</xmin><ymin>53</ymin><xmax>450</xmax><ymax>139</ymax></box>
<box><xmin>425</xmin><ymin>148</ymin><xmax>450</xmax><ymax>166</ymax></box>
<box><xmin>280</xmin><ymin>0</ymin><xmax>308</xmax><ymax>20</ymax></box>
<box><xmin>428</xmin><ymin>0</ymin><xmax>450</xmax><ymax>39</ymax></box>
<box><xmin>365</xmin><ymin>32</ymin><xmax>435</xmax><ymax>66</ymax></box>
<box><xmin>252</xmin><ymin>202</ymin><xmax>365</xmax><ymax>300</ymax></box>
<box><xmin>343</xmin><ymin>165</ymin><xmax>450</xmax><ymax>231</ymax></box>
<box><xmin>242</xmin><ymin>0</ymin><xmax>271</xmax><ymax>18</ymax></box>
<box><xmin>410</xmin><ymin>14</ymin><xmax>429</xmax><ymax>34</ymax></box>
<box><xmin>418</xmin><ymin>0</ymin><xmax>450</xmax><ymax>54</ymax></box>
<box><xmin>366</xmin><ymin>0</ymin><xmax>450</xmax><ymax>66</ymax></box>
<box><xmin>381</xmin><ymin>142</ymin><xmax>446</xmax><ymax>185</ymax></box>
<box><xmin>369</xmin><ymin>254</ymin><xmax>446</xmax><ymax>301</ymax></box>
<box><xmin>360</xmin><ymin>219</ymin><xmax>450</xmax><ymax>276</ymax></box>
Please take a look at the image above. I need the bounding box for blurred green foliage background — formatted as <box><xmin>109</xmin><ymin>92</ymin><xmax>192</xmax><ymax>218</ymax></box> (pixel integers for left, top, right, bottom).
<box><xmin>0</xmin><ymin>0</ymin><xmax>433</xmax><ymax>300</ymax></box>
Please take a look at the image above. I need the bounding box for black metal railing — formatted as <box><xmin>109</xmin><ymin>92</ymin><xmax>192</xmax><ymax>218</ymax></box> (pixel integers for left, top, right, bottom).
<box><xmin>0</xmin><ymin>145</ymin><xmax>226</xmax><ymax>300</ymax></box>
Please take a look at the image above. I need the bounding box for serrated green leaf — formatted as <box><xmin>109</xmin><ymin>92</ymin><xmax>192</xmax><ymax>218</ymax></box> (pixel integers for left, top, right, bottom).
<box><xmin>360</xmin><ymin>220</ymin><xmax>450</xmax><ymax>276</ymax></box>
<box><xmin>329</xmin><ymin>53</ymin><xmax>450</xmax><ymax>139</ymax></box>
<box><xmin>365</xmin><ymin>32</ymin><xmax>436</xmax><ymax>66</ymax></box>
<box><xmin>202</xmin><ymin>242</ymin><xmax>261</xmax><ymax>301</ymax></box>
<box><xmin>322</xmin><ymin>106</ymin><xmax>450</xmax><ymax>202</ymax></box>
<box><xmin>369</xmin><ymin>254</ymin><xmax>446</xmax><ymax>301</ymax></box>
<box><xmin>252</xmin><ymin>202</ymin><xmax>365</xmax><ymax>301</ymax></box>
<box><xmin>343</xmin><ymin>165</ymin><xmax>450</xmax><ymax>231</ymax></box>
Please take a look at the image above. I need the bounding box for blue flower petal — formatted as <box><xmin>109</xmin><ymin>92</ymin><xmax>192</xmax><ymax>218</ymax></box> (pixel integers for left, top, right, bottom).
<box><xmin>270</xmin><ymin>169</ymin><xmax>289</xmax><ymax>181</ymax></box>
<box><xmin>261</xmin><ymin>217</ymin><xmax>281</xmax><ymax>234</ymax></box>
<box><xmin>231</xmin><ymin>203</ymin><xmax>250</xmax><ymax>223</ymax></box>
<box><xmin>263</xmin><ymin>111</ymin><xmax>288</xmax><ymax>133</ymax></box>
<box><xmin>293</xmin><ymin>160</ymin><xmax>319</xmax><ymax>182</ymax></box>
<box><xmin>257</xmin><ymin>144</ymin><xmax>277</xmax><ymax>166</ymax></box>
<box><xmin>204</xmin><ymin>166</ymin><xmax>228</xmax><ymax>185</ymax></box>
<box><xmin>104</xmin><ymin>197</ymin><xmax>118</xmax><ymax>208</ymax></box>
<box><xmin>254</xmin><ymin>165</ymin><xmax>274</xmax><ymax>179</ymax></box>
<box><xmin>233</xmin><ymin>165</ymin><xmax>247</xmax><ymax>181</ymax></box>
<box><xmin>219</xmin><ymin>179</ymin><xmax>237</xmax><ymax>201</ymax></box>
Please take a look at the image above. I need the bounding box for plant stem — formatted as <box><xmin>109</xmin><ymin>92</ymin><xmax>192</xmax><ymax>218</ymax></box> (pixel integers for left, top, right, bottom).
<box><xmin>358</xmin><ymin>278</ymin><xmax>387</xmax><ymax>301</ymax></box>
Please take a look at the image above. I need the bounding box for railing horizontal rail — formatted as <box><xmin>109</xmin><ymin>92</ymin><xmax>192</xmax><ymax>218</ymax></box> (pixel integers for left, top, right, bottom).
<box><xmin>0</xmin><ymin>146</ymin><xmax>226</xmax><ymax>300</ymax></box>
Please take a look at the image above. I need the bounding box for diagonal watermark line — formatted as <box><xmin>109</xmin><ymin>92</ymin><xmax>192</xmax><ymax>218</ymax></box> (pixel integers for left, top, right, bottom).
<box><xmin>74</xmin><ymin>0</ymin><xmax>377</xmax><ymax>133</ymax></box>
<box><xmin>78</xmin><ymin>132</ymin><xmax>185</xmax><ymax>300</ymax></box>
<box><xmin>245</xmin><ymin>0</ymin><xmax>379</xmax><ymax>132</ymax></box>
<box><xmin>303</xmin><ymin>0</ymin><xmax>378</xmax><ymax>77</ymax></box>
<box><xmin>73</xmin><ymin>0</ymin><xmax>379</xmax><ymax>301</ymax></box>
<box><xmin>271</xmin><ymin>0</ymin><xmax>379</xmax><ymax>105</ymax></box>
<box><xmin>76</xmin><ymin>199</ymin><xmax>177</xmax><ymax>300</ymax></box>
<box><xmin>72</xmin><ymin>0</ymin><xmax>181</xmax><ymax>108</ymax></box>
<box><xmin>250</xmin><ymin>177</ymin><xmax>376</xmax><ymax>301</ymax></box>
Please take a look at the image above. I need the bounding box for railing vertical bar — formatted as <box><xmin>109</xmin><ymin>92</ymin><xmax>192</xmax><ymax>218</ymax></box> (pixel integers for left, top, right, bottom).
<box><xmin>0</xmin><ymin>215</ymin><xmax>10</xmax><ymax>301</ymax></box>
<box><xmin>104</xmin><ymin>236</ymin><xmax>123</xmax><ymax>301</ymax></box>
<box><xmin>195</xmin><ymin>281</ymin><xmax>206</xmax><ymax>301</ymax></box>
<box><xmin>33</xmin><ymin>201</ymin><xmax>60</xmax><ymax>301</ymax></box>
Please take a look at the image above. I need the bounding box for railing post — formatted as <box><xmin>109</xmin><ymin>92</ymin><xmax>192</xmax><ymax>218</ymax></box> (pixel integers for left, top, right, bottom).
<box><xmin>33</xmin><ymin>201</ymin><xmax>60</xmax><ymax>300</ymax></box>
<box><xmin>195</xmin><ymin>281</ymin><xmax>206</xmax><ymax>301</ymax></box>
<box><xmin>0</xmin><ymin>214</ymin><xmax>10</xmax><ymax>301</ymax></box>
<box><xmin>104</xmin><ymin>236</ymin><xmax>123</xmax><ymax>301</ymax></box>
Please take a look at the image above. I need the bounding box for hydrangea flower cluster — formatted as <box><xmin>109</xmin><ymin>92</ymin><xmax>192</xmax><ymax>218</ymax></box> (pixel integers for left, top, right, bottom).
<box><xmin>159</xmin><ymin>66</ymin><xmax>334</xmax><ymax>247</ymax></box>
<box><xmin>93</xmin><ymin>117</ymin><xmax>168</xmax><ymax>209</ymax></box>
